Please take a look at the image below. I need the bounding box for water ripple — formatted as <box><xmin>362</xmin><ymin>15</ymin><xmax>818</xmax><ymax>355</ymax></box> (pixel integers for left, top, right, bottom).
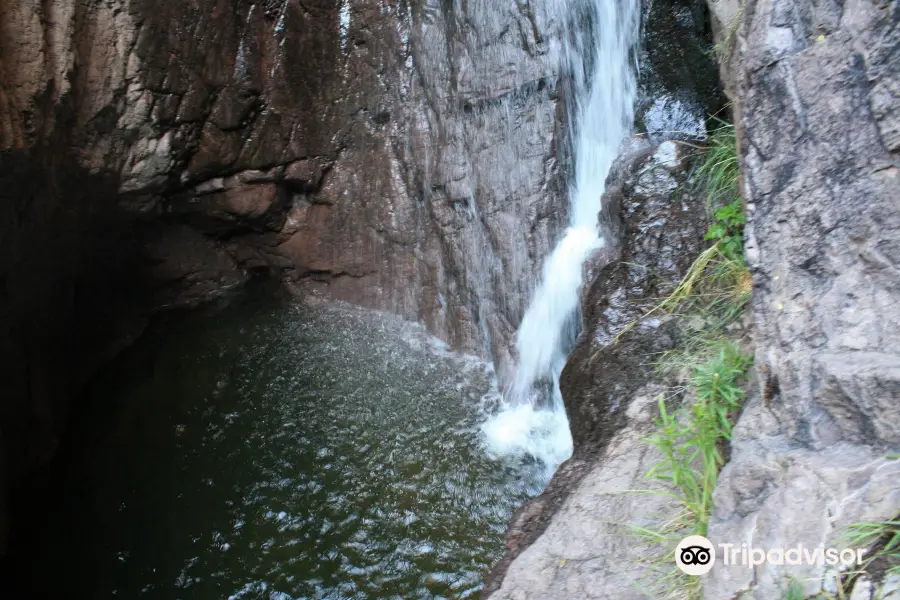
<box><xmin>55</xmin><ymin>295</ymin><xmax>550</xmax><ymax>599</ymax></box>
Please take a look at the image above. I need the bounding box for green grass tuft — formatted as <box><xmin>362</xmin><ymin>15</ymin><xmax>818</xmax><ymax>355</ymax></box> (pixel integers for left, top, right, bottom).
<box><xmin>842</xmin><ymin>517</ymin><xmax>900</xmax><ymax>578</ymax></box>
<box><xmin>696</xmin><ymin>120</ymin><xmax>745</xmax><ymax>263</ymax></box>
<box><xmin>784</xmin><ymin>579</ymin><xmax>807</xmax><ymax>600</ymax></box>
<box><xmin>625</xmin><ymin>341</ymin><xmax>752</xmax><ymax>600</ymax></box>
<box><xmin>610</xmin><ymin>240</ymin><xmax>751</xmax><ymax>349</ymax></box>
<box><xmin>697</xmin><ymin>121</ymin><xmax>740</xmax><ymax>210</ymax></box>
<box><xmin>643</xmin><ymin>341</ymin><xmax>753</xmax><ymax>537</ymax></box>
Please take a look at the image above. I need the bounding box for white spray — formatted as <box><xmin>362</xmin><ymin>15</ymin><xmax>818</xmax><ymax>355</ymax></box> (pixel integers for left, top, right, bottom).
<box><xmin>482</xmin><ymin>0</ymin><xmax>639</xmax><ymax>473</ymax></box>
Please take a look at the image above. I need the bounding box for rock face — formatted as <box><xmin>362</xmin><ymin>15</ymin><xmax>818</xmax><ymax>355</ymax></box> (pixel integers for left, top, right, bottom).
<box><xmin>705</xmin><ymin>0</ymin><xmax>900</xmax><ymax>597</ymax></box>
<box><xmin>484</xmin><ymin>140</ymin><xmax>712</xmax><ymax>598</ymax></box>
<box><xmin>0</xmin><ymin>0</ymin><xmax>570</xmax><ymax>352</ymax></box>
<box><xmin>0</xmin><ymin>0</ymin><xmax>570</xmax><ymax>555</ymax></box>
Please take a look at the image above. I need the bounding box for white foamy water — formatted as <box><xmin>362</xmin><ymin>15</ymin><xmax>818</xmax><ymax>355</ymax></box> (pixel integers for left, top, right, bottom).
<box><xmin>483</xmin><ymin>0</ymin><xmax>640</xmax><ymax>472</ymax></box>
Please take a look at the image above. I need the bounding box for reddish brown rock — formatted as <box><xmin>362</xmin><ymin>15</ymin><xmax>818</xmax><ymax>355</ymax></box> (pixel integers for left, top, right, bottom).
<box><xmin>205</xmin><ymin>184</ymin><xmax>278</xmax><ymax>220</ymax></box>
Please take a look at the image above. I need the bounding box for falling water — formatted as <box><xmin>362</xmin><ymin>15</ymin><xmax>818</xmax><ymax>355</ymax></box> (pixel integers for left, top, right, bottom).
<box><xmin>482</xmin><ymin>0</ymin><xmax>639</xmax><ymax>471</ymax></box>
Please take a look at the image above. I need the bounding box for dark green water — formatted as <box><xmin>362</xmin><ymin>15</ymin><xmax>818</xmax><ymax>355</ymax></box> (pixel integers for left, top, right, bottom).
<box><xmin>22</xmin><ymin>289</ymin><xmax>546</xmax><ymax>599</ymax></box>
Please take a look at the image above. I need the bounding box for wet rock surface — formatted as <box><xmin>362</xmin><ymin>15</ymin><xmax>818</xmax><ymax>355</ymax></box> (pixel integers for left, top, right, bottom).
<box><xmin>486</xmin><ymin>386</ymin><xmax>683</xmax><ymax>600</ymax></box>
<box><xmin>483</xmin><ymin>141</ymin><xmax>710</xmax><ymax>598</ymax></box>
<box><xmin>0</xmin><ymin>0</ymin><xmax>570</xmax><ymax>351</ymax></box>
<box><xmin>0</xmin><ymin>0</ymin><xmax>569</xmax><ymax>557</ymax></box>
<box><xmin>637</xmin><ymin>0</ymin><xmax>726</xmax><ymax>142</ymax></box>
<box><xmin>705</xmin><ymin>0</ymin><xmax>900</xmax><ymax>598</ymax></box>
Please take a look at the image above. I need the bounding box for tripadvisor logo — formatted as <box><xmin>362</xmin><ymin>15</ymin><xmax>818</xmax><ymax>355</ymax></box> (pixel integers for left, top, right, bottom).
<box><xmin>675</xmin><ymin>535</ymin><xmax>716</xmax><ymax>576</ymax></box>
<box><xmin>674</xmin><ymin>535</ymin><xmax>866</xmax><ymax>577</ymax></box>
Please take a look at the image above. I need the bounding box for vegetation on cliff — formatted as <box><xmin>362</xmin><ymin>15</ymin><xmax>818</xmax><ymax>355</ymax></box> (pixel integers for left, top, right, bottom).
<box><xmin>625</xmin><ymin>118</ymin><xmax>753</xmax><ymax>599</ymax></box>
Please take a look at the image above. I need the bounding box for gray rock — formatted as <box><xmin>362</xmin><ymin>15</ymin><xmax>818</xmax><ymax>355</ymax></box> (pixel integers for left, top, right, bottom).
<box><xmin>703</xmin><ymin>0</ymin><xmax>900</xmax><ymax>597</ymax></box>
<box><xmin>881</xmin><ymin>574</ymin><xmax>900</xmax><ymax>600</ymax></box>
<box><xmin>632</xmin><ymin>156</ymin><xmax>680</xmax><ymax>198</ymax></box>
<box><xmin>852</xmin><ymin>578</ymin><xmax>874</xmax><ymax>600</ymax></box>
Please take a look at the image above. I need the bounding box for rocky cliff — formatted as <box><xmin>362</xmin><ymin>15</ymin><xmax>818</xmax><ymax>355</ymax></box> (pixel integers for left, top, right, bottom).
<box><xmin>0</xmin><ymin>0</ymin><xmax>571</xmax><ymax>555</ymax></box>
<box><xmin>1</xmin><ymin>0</ymin><xmax>573</xmax><ymax>353</ymax></box>
<box><xmin>488</xmin><ymin>0</ymin><xmax>900</xmax><ymax>598</ymax></box>
<box><xmin>707</xmin><ymin>0</ymin><xmax>900</xmax><ymax>597</ymax></box>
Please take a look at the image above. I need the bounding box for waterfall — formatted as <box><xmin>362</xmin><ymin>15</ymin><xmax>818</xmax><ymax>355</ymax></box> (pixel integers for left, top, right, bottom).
<box><xmin>482</xmin><ymin>0</ymin><xmax>639</xmax><ymax>472</ymax></box>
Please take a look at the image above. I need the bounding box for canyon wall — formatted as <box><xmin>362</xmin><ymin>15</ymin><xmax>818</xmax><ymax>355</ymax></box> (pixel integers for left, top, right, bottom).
<box><xmin>0</xmin><ymin>0</ymin><xmax>570</xmax><ymax>554</ymax></box>
<box><xmin>706</xmin><ymin>0</ymin><xmax>900</xmax><ymax>597</ymax></box>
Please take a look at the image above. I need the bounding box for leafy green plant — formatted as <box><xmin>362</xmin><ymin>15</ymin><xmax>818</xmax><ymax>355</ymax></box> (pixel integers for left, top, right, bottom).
<box><xmin>644</xmin><ymin>341</ymin><xmax>753</xmax><ymax>536</ymax></box>
<box><xmin>705</xmin><ymin>200</ymin><xmax>746</xmax><ymax>262</ymax></box>
<box><xmin>696</xmin><ymin>120</ymin><xmax>745</xmax><ymax>263</ymax></box>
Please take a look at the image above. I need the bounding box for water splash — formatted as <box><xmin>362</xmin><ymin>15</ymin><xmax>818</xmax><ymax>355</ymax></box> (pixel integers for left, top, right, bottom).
<box><xmin>482</xmin><ymin>0</ymin><xmax>639</xmax><ymax>473</ymax></box>
<box><xmin>339</xmin><ymin>0</ymin><xmax>351</xmax><ymax>50</ymax></box>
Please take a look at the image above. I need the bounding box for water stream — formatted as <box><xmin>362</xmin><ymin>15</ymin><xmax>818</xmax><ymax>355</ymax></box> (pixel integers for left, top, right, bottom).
<box><xmin>483</xmin><ymin>0</ymin><xmax>639</xmax><ymax>467</ymax></box>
